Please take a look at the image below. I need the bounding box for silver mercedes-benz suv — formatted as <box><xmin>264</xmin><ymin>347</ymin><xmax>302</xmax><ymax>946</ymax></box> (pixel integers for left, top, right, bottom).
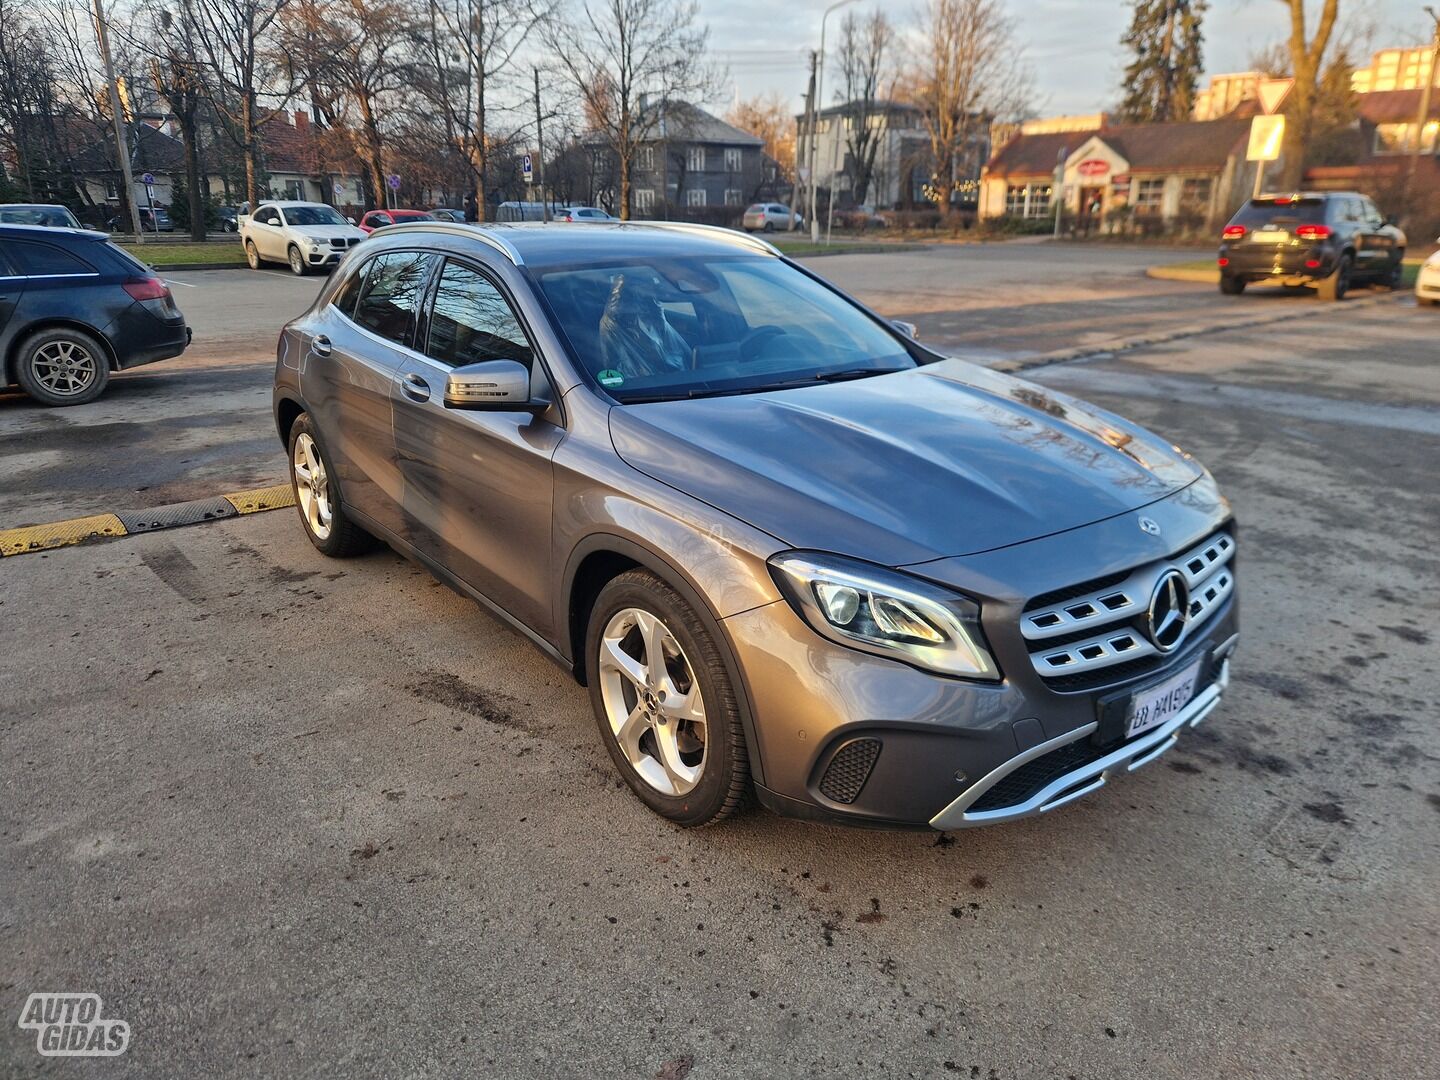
<box><xmin>272</xmin><ymin>221</ymin><xmax>1238</xmax><ymax>829</ymax></box>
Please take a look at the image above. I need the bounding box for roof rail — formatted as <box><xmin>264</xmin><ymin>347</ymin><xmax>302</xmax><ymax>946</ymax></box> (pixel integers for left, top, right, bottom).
<box><xmin>638</xmin><ymin>220</ymin><xmax>781</xmax><ymax>257</ymax></box>
<box><xmin>378</xmin><ymin>220</ymin><xmax>525</xmax><ymax>265</ymax></box>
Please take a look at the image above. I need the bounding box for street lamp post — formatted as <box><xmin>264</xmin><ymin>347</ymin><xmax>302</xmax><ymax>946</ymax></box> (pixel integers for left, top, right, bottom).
<box><xmin>1409</xmin><ymin>7</ymin><xmax>1440</xmax><ymax>184</ymax></box>
<box><xmin>808</xmin><ymin>0</ymin><xmax>858</xmax><ymax>243</ymax></box>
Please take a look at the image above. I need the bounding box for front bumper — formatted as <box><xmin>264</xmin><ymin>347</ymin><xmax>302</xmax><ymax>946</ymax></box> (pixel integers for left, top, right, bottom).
<box><xmin>930</xmin><ymin>647</ymin><xmax>1232</xmax><ymax>829</ymax></box>
<box><xmin>1416</xmin><ymin>265</ymin><xmax>1440</xmax><ymax>301</ymax></box>
<box><xmin>731</xmin><ymin>493</ymin><xmax>1239</xmax><ymax>829</ymax></box>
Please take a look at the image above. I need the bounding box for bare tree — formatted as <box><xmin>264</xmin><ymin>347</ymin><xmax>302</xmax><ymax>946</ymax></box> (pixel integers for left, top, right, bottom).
<box><xmin>909</xmin><ymin>0</ymin><xmax>1029</xmax><ymax>218</ymax></box>
<box><xmin>133</xmin><ymin>6</ymin><xmax>211</xmax><ymax>239</ymax></box>
<box><xmin>422</xmin><ymin>0</ymin><xmax>552</xmax><ymax>220</ymax></box>
<box><xmin>1275</xmin><ymin>0</ymin><xmax>1340</xmax><ymax>189</ymax></box>
<box><xmin>546</xmin><ymin>0</ymin><xmax>719</xmax><ymax>220</ymax></box>
<box><xmin>726</xmin><ymin>92</ymin><xmax>796</xmax><ymax>193</ymax></box>
<box><xmin>835</xmin><ymin>10</ymin><xmax>893</xmax><ymax>207</ymax></box>
<box><xmin>179</xmin><ymin>0</ymin><xmax>292</xmax><ymax>207</ymax></box>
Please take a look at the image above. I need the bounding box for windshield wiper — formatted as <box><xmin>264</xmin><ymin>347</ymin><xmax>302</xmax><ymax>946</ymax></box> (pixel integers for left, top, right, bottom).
<box><xmin>813</xmin><ymin>366</ymin><xmax>909</xmax><ymax>383</ymax></box>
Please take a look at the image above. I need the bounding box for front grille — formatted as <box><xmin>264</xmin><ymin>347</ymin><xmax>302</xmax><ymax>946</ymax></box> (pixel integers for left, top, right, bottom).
<box><xmin>969</xmin><ymin>739</ymin><xmax>1105</xmax><ymax>813</ymax></box>
<box><xmin>1022</xmin><ymin>530</ymin><xmax>1235</xmax><ymax>692</ymax></box>
<box><xmin>818</xmin><ymin>738</ymin><xmax>882</xmax><ymax>804</ymax></box>
<box><xmin>330</xmin><ymin>237</ymin><xmax>361</xmax><ymax>249</ymax></box>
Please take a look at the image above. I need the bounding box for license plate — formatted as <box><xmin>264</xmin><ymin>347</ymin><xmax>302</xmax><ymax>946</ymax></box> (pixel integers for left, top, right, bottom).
<box><xmin>1125</xmin><ymin>659</ymin><xmax>1202</xmax><ymax>738</ymax></box>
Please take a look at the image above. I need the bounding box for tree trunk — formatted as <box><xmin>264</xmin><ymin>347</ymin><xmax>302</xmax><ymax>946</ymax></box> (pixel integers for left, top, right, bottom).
<box><xmin>179</xmin><ymin>111</ymin><xmax>205</xmax><ymax>241</ymax></box>
<box><xmin>242</xmin><ymin>93</ymin><xmax>259</xmax><ymax>207</ymax></box>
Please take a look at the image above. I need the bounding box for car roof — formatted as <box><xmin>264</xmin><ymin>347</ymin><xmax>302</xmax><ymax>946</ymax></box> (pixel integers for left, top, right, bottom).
<box><xmin>372</xmin><ymin>220</ymin><xmax>780</xmax><ymax>268</ymax></box>
<box><xmin>2</xmin><ymin>203</ymin><xmax>73</xmax><ymax>211</ymax></box>
<box><xmin>258</xmin><ymin>201</ymin><xmax>334</xmax><ymax>209</ymax></box>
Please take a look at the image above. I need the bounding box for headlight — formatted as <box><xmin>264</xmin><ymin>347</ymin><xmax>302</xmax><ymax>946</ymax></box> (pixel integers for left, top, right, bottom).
<box><xmin>769</xmin><ymin>552</ymin><xmax>999</xmax><ymax>680</ymax></box>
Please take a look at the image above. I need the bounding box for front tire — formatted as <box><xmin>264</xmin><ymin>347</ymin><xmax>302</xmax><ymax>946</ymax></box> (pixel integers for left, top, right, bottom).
<box><xmin>586</xmin><ymin>570</ymin><xmax>750</xmax><ymax>827</ymax></box>
<box><xmin>287</xmin><ymin>414</ymin><xmax>374</xmax><ymax>557</ymax></box>
<box><xmin>245</xmin><ymin>240</ymin><xmax>262</xmax><ymax>269</ymax></box>
<box><xmin>14</xmin><ymin>327</ymin><xmax>111</xmax><ymax>406</ymax></box>
<box><xmin>1384</xmin><ymin>252</ymin><xmax>1405</xmax><ymax>289</ymax></box>
<box><xmin>288</xmin><ymin>245</ymin><xmax>308</xmax><ymax>276</ymax></box>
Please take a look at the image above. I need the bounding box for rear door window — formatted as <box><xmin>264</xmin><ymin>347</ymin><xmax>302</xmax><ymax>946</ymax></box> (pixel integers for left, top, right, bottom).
<box><xmin>351</xmin><ymin>250</ymin><xmax>434</xmax><ymax>346</ymax></box>
<box><xmin>5</xmin><ymin>241</ymin><xmax>96</xmax><ymax>276</ymax></box>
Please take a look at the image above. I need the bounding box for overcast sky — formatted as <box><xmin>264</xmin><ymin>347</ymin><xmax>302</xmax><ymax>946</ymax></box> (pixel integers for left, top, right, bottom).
<box><xmin>703</xmin><ymin>0</ymin><xmax>1428</xmax><ymax>117</ymax></box>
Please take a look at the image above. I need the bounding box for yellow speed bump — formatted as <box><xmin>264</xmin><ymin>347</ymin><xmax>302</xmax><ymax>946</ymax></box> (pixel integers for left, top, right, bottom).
<box><xmin>222</xmin><ymin>483</ymin><xmax>296</xmax><ymax>514</ymax></box>
<box><xmin>0</xmin><ymin>514</ymin><xmax>128</xmax><ymax>557</ymax></box>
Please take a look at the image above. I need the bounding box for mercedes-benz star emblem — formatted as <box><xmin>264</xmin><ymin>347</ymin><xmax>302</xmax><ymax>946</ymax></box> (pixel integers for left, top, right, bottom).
<box><xmin>1139</xmin><ymin>516</ymin><xmax>1161</xmax><ymax>536</ymax></box>
<box><xmin>1146</xmin><ymin>570</ymin><xmax>1191</xmax><ymax>652</ymax></box>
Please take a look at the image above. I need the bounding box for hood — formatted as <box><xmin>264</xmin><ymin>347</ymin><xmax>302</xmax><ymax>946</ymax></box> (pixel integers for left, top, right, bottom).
<box><xmin>608</xmin><ymin>359</ymin><xmax>1202</xmax><ymax>566</ymax></box>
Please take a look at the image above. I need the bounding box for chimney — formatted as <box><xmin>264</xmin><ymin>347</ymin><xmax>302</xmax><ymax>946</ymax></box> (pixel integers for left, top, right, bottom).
<box><xmin>294</xmin><ymin>109</ymin><xmax>309</xmax><ymax>131</ymax></box>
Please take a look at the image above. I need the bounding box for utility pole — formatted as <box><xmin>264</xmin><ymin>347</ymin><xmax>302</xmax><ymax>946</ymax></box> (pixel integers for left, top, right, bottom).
<box><xmin>1409</xmin><ymin>7</ymin><xmax>1440</xmax><ymax>185</ymax></box>
<box><xmin>92</xmin><ymin>0</ymin><xmax>144</xmax><ymax>242</ymax></box>
<box><xmin>810</xmin><ymin>0</ymin><xmax>858</xmax><ymax>242</ymax></box>
<box><xmin>797</xmin><ymin>51</ymin><xmax>816</xmax><ymax>232</ymax></box>
<box><xmin>534</xmin><ymin>67</ymin><xmax>548</xmax><ymax>222</ymax></box>
<box><xmin>1052</xmin><ymin>146</ymin><xmax>1067</xmax><ymax>240</ymax></box>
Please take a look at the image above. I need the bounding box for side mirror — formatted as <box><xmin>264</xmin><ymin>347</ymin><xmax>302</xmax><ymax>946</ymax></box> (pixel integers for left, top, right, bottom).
<box><xmin>445</xmin><ymin>359</ymin><xmax>531</xmax><ymax>410</ymax></box>
<box><xmin>892</xmin><ymin>319</ymin><xmax>920</xmax><ymax>340</ymax></box>
<box><xmin>347</xmin><ymin>216</ymin><xmax>357</xmax><ymax>225</ymax></box>
<box><xmin>1384</xmin><ymin>214</ymin><xmax>1398</xmax><ymax>226</ymax></box>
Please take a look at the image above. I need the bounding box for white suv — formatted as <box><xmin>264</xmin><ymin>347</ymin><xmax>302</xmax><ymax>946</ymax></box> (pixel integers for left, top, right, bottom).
<box><xmin>240</xmin><ymin>201</ymin><xmax>367</xmax><ymax>275</ymax></box>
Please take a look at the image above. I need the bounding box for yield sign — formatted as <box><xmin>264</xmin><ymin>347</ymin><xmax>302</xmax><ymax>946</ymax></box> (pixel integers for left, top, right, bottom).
<box><xmin>1258</xmin><ymin>78</ymin><xmax>1293</xmax><ymax>115</ymax></box>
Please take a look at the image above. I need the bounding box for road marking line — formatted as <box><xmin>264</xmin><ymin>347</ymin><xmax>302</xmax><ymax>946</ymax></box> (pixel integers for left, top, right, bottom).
<box><xmin>222</xmin><ymin>484</ymin><xmax>296</xmax><ymax>514</ymax></box>
<box><xmin>0</xmin><ymin>514</ymin><xmax>128</xmax><ymax>557</ymax></box>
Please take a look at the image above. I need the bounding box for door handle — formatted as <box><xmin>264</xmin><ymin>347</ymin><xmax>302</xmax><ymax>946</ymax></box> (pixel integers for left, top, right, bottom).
<box><xmin>312</xmin><ymin>334</ymin><xmax>332</xmax><ymax>357</ymax></box>
<box><xmin>402</xmin><ymin>372</ymin><xmax>430</xmax><ymax>401</ymax></box>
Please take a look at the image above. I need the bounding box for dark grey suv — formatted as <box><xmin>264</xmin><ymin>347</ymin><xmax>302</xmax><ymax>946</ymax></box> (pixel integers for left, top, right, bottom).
<box><xmin>273</xmin><ymin>222</ymin><xmax>1238</xmax><ymax>829</ymax></box>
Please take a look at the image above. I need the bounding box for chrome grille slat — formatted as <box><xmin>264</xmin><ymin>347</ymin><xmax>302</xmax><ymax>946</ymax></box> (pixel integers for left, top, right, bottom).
<box><xmin>1025</xmin><ymin>530</ymin><xmax>1235</xmax><ymax>680</ymax></box>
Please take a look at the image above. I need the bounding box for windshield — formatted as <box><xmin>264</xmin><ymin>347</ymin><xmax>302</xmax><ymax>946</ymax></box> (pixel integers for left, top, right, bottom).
<box><xmin>0</xmin><ymin>206</ymin><xmax>81</xmax><ymax>228</ymax></box>
<box><xmin>284</xmin><ymin>205</ymin><xmax>348</xmax><ymax>227</ymax></box>
<box><xmin>536</xmin><ymin>256</ymin><xmax>916</xmax><ymax>402</ymax></box>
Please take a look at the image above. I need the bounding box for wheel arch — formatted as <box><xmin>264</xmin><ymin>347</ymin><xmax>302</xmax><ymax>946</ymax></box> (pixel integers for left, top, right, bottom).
<box><xmin>274</xmin><ymin>390</ymin><xmax>306</xmax><ymax>447</ymax></box>
<box><xmin>563</xmin><ymin>533</ymin><xmax>768</xmax><ymax>787</ymax></box>
<box><xmin>6</xmin><ymin>319</ymin><xmax>119</xmax><ymax>383</ymax></box>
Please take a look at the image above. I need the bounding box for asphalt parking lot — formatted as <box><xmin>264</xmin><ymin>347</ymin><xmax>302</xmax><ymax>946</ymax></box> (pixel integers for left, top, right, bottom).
<box><xmin>2</xmin><ymin>243</ymin><xmax>1437</xmax><ymax>1079</ymax></box>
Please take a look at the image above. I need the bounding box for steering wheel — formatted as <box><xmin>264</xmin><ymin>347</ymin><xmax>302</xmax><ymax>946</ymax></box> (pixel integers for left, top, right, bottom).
<box><xmin>739</xmin><ymin>325</ymin><xmax>787</xmax><ymax>362</ymax></box>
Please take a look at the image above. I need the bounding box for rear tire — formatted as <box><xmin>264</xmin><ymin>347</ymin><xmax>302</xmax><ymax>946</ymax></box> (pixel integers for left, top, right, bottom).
<box><xmin>585</xmin><ymin>569</ymin><xmax>751</xmax><ymax>827</ymax></box>
<box><xmin>245</xmin><ymin>240</ymin><xmax>262</xmax><ymax>269</ymax></box>
<box><xmin>287</xmin><ymin>414</ymin><xmax>374</xmax><ymax>557</ymax></box>
<box><xmin>1219</xmin><ymin>276</ymin><xmax>1246</xmax><ymax>295</ymax></box>
<box><xmin>1384</xmin><ymin>252</ymin><xmax>1405</xmax><ymax>289</ymax></box>
<box><xmin>763</xmin><ymin>221</ymin><xmax>775</xmax><ymax>233</ymax></box>
<box><xmin>1317</xmin><ymin>254</ymin><xmax>1352</xmax><ymax>301</ymax></box>
<box><xmin>14</xmin><ymin>326</ymin><xmax>111</xmax><ymax>407</ymax></box>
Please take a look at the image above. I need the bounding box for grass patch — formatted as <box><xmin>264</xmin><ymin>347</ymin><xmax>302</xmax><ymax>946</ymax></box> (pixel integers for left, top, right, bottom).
<box><xmin>113</xmin><ymin>241</ymin><xmax>247</xmax><ymax>267</ymax></box>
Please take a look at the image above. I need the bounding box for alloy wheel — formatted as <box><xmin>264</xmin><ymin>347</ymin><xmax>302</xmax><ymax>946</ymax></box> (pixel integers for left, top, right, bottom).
<box><xmin>30</xmin><ymin>340</ymin><xmax>98</xmax><ymax>398</ymax></box>
<box><xmin>289</xmin><ymin>247</ymin><xmax>305</xmax><ymax>274</ymax></box>
<box><xmin>597</xmin><ymin>607</ymin><xmax>707</xmax><ymax>796</ymax></box>
<box><xmin>246</xmin><ymin>242</ymin><xmax>259</xmax><ymax>269</ymax></box>
<box><xmin>291</xmin><ymin>432</ymin><xmax>333</xmax><ymax>540</ymax></box>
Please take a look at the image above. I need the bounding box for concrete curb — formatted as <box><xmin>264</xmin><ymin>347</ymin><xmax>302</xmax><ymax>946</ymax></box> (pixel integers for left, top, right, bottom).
<box><xmin>990</xmin><ymin>289</ymin><xmax>1402</xmax><ymax>374</ymax></box>
<box><xmin>0</xmin><ymin>484</ymin><xmax>293</xmax><ymax>558</ymax></box>
<box><xmin>1147</xmin><ymin>263</ymin><xmax>1217</xmax><ymax>283</ymax></box>
<box><xmin>151</xmin><ymin>262</ymin><xmax>248</xmax><ymax>271</ymax></box>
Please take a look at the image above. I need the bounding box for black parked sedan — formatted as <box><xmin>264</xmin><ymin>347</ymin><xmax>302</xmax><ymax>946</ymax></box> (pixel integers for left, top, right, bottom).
<box><xmin>0</xmin><ymin>224</ymin><xmax>190</xmax><ymax>406</ymax></box>
<box><xmin>1217</xmin><ymin>191</ymin><xmax>1406</xmax><ymax>301</ymax></box>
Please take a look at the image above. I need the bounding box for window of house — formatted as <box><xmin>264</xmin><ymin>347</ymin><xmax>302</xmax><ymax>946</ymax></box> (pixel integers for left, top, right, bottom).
<box><xmin>724</xmin><ymin>189</ymin><xmax>743</xmax><ymax>206</ymax></box>
<box><xmin>1005</xmin><ymin>185</ymin><xmax>1027</xmax><ymax>215</ymax></box>
<box><xmin>634</xmin><ymin>188</ymin><xmax>654</xmax><ymax>212</ymax></box>
<box><xmin>1180</xmin><ymin>177</ymin><xmax>1211</xmax><ymax>206</ymax></box>
<box><xmin>351</xmin><ymin>250</ymin><xmax>435</xmax><ymax>347</ymax></box>
<box><xmin>1135</xmin><ymin>178</ymin><xmax>1166</xmax><ymax>212</ymax></box>
<box><xmin>687</xmin><ymin>146</ymin><xmax>705</xmax><ymax>171</ymax></box>
<box><xmin>425</xmin><ymin>260</ymin><xmax>534</xmax><ymax>370</ymax></box>
<box><xmin>637</xmin><ymin>146</ymin><xmax>654</xmax><ymax>170</ymax></box>
<box><xmin>686</xmin><ymin>189</ymin><xmax>707</xmax><ymax>208</ymax></box>
<box><xmin>1374</xmin><ymin>121</ymin><xmax>1438</xmax><ymax>155</ymax></box>
<box><xmin>283</xmin><ymin>179</ymin><xmax>304</xmax><ymax>200</ymax></box>
<box><xmin>1026</xmin><ymin>185</ymin><xmax>1052</xmax><ymax>217</ymax></box>
<box><xmin>724</xmin><ymin>148</ymin><xmax>742</xmax><ymax>172</ymax></box>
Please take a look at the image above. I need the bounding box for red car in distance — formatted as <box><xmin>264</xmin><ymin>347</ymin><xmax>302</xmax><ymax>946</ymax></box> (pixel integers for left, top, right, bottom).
<box><xmin>358</xmin><ymin>209</ymin><xmax>434</xmax><ymax>233</ymax></box>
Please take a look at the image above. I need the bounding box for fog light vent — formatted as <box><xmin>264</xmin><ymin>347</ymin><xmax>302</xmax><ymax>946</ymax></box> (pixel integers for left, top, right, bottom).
<box><xmin>819</xmin><ymin>738</ymin><xmax>882</xmax><ymax>804</ymax></box>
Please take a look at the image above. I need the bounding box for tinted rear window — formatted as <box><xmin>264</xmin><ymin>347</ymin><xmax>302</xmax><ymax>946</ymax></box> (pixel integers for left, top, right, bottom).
<box><xmin>5</xmin><ymin>240</ymin><xmax>95</xmax><ymax>275</ymax></box>
<box><xmin>1228</xmin><ymin>197</ymin><xmax>1327</xmax><ymax>228</ymax></box>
